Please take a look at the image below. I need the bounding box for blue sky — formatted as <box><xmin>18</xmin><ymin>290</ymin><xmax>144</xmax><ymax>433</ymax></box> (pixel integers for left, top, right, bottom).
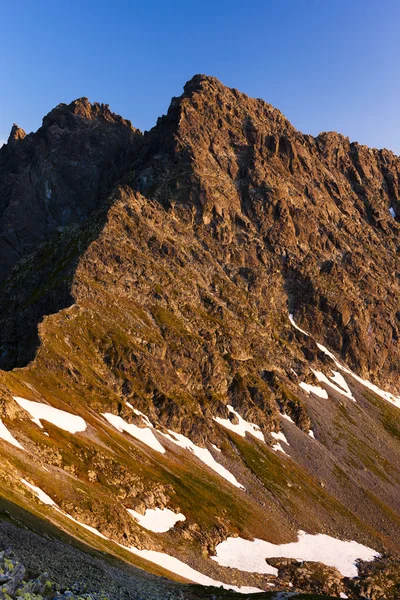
<box><xmin>1</xmin><ymin>0</ymin><xmax>399</xmax><ymax>153</ymax></box>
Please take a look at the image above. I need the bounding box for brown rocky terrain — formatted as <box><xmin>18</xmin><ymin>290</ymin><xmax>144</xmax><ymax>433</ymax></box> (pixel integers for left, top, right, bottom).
<box><xmin>0</xmin><ymin>75</ymin><xmax>400</xmax><ymax>598</ymax></box>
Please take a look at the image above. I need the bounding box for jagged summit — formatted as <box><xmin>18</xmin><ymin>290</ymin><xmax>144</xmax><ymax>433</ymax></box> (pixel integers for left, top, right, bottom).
<box><xmin>0</xmin><ymin>77</ymin><xmax>400</xmax><ymax>599</ymax></box>
<box><xmin>42</xmin><ymin>96</ymin><xmax>138</xmax><ymax>131</ymax></box>
<box><xmin>180</xmin><ymin>73</ymin><xmax>243</xmax><ymax>99</ymax></box>
<box><xmin>7</xmin><ymin>123</ymin><xmax>26</xmax><ymax>143</ymax></box>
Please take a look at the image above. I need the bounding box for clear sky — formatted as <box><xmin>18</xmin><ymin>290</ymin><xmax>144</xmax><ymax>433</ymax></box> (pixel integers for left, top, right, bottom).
<box><xmin>1</xmin><ymin>0</ymin><xmax>399</xmax><ymax>153</ymax></box>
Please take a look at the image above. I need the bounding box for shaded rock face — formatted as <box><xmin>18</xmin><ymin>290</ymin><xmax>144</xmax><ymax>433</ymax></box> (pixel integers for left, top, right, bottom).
<box><xmin>0</xmin><ymin>75</ymin><xmax>400</xmax><ymax>381</ymax></box>
<box><xmin>0</xmin><ymin>73</ymin><xmax>399</xmax><ymax>381</ymax></box>
<box><xmin>0</xmin><ymin>99</ymin><xmax>141</xmax><ymax>367</ymax></box>
<box><xmin>0</xmin><ymin>97</ymin><xmax>140</xmax><ymax>283</ymax></box>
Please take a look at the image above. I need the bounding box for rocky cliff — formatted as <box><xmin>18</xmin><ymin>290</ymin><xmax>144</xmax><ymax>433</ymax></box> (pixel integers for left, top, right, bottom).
<box><xmin>0</xmin><ymin>76</ymin><xmax>400</xmax><ymax>599</ymax></box>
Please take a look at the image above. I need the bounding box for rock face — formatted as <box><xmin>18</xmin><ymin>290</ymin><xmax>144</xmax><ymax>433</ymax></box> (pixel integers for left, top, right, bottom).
<box><xmin>0</xmin><ymin>98</ymin><xmax>140</xmax><ymax>282</ymax></box>
<box><xmin>1</xmin><ymin>75</ymin><xmax>400</xmax><ymax>381</ymax></box>
<box><xmin>0</xmin><ymin>99</ymin><xmax>141</xmax><ymax>367</ymax></box>
<box><xmin>132</xmin><ymin>74</ymin><xmax>400</xmax><ymax>385</ymax></box>
<box><xmin>1</xmin><ymin>76</ymin><xmax>400</xmax><ymax>598</ymax></box>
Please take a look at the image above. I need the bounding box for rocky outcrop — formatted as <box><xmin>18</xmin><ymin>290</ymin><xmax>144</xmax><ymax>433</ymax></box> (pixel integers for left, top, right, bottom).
<box><xmin>2</xmin><ymin>75</ymin><xmax>400</xmax><ymax>384</ymax></box>
<box><xmin>130</xmin><ymin>74</ymin><xmax>400</xmax><ymax>387</ymax></box>
<box><xmin>0</xmin><ymin>98</ymin><xmax>140</xmax><ymax>283</ymax></box>
<box><xmin>1</xmin><ymin>76</ymin><xmax>400</xmax><ymax>599</ymax></box>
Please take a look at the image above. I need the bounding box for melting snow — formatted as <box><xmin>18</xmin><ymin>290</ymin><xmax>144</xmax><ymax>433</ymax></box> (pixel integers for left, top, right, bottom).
<box><xmin>272</xmin><ymin>443</ymin><xmax>288</xmax><ymax>455</ymax></box>
<box><xmin>14</xmin><ymin>397</ymin><xmax>87</xmax><ymax>433</ymax></box>
<box><xmin>62</xmin><ymin>512</ymin><xmax>108</xmax><ymax>539</ymax></box>
<box><xmin>213</xmin><ymin>530</ymin><xmax>379</xmax><ymax>578</ymax></box>
<box><xmin>127</xmin><ymin>507</ymin><xmax>186</xmax><ymax>533</ymax></box>
<box><xmin>316</xmin><ymin>343</ymin><xmax>400</xmax><ymax>409</ymax></box>
<box><xmin>389</xmin><ymin>207</ymin><xmax>396</xmax><ymax>218</ymax></box>
<box><xmin>271</xmin><ymin>431</ymin><xmax>290</xmax><ymax>455</ymax></box>
<box><xmin>214</xmin><ymin>405</ymin><xmax>264</xmax><ymax>442</ymax></box>
<box><xmin>271</xmin><ymin>431</ymin><xmax>289</xmax><ymax>444</ymax></box>
<box><xmin>211</xmin><ymin>443</ymin><xmax>222</xmax><ymax>452</ymax></box>
<box><xmin>102</xmin><ymin>413</ymin><xmax>165</xmax><ymax>454</ymax></box>
<box><xmin>340</xmin><ymin>594</ymin><xmax>348</xmax><ymax>599</ymax></box>
<box><xmin>288</xmin><ymin>314</ymin><xmax>309</xmax><ymax>336</ymax></box>
<box><xmin>280</xmin><ymin>413</ymin><xmax>295</xmax><ymax>424</ymax></box>
<box><xmin>20</xmin><ymin>479</ymin><xmax>56</xmax><ymax>506</ymax></box>
<box><xmin>0</xmin><ymin>419</ymin><xmax>24</xmax><ymax>449</ymax></box>
<box><xmin>312</xmin><ymin>370</ymin><xmax>355</xmax><ymax>402</ymax></box>
<box><xmin>330</xmin><ymin>371</ymin><xmax>354</xmax><ymax>398</ymax></box>
<box><xmin>289</xmin><ymin>314</ymin><xmax>400</xmax><ymax>409</ymax></box>
<box><xmin>160</xmin><ymin>430</ymin><xmax>245</xmax><ymax>489</ymax></box>
<box><xmin>299</xmin><ymin>382</ymin><xmax>328</xmax><ymax>399</ymax></box>
<box><xmin>20</xmin><ymin>479</ymin><xmax>107</xmax><ymax>539</ymax></box>
<box><xmin>122</xmin><ymin>545</ymin><xmax>263</xmax><ymax>593</ymax></box>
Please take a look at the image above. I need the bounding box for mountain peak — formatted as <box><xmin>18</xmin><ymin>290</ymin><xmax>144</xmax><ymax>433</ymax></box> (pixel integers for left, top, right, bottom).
<box><xmin>7</xmin><ymin>123</ymin><xmax>26</xmax><ymax>143</ymax></box>
<box><xmin>182</xmin><ymin>73</ymin><xmax>225</xmax><ymax>96</ymax></box>
<box><xmin>42</xmin><ymin>97</ymin><xmax>137</xmax><ymax>132</ymax></box>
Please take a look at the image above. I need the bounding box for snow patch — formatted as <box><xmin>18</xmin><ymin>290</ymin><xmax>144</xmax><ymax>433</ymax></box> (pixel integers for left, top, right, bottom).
<box><xmin>389</xmin><ymin>207</ymin><xmax>396</xmax><ymax>218</ymax></box>
<box><xmin>14</xmin><ymin>397</ymin><xmax>86</xmax><ymax>433</ymax></box>
<box><xmin>271</xmin><ymin>431</ymin><xmax>290</xmax><ymax>454</ymax></box>
<box><xmin>288</xmin><ymin>314</ymin><xmax>309</xmax><ymax>336</ymax></box>
<box><xmin>125</xmin><ymin>403</ymin><xmax>154</xmax><ymax>427</ymax></box>
<box><xmin>316</xmin><ymin>344</ymin><xmax>400</xmax><ymax>409</ymax></box>
<box><xmin>330</xmin><ymin>371</ymin><xmax>354</xmax><ymax>398</ymax></box>
<box><xmin>127</xmin><ymin>507</ymin><xmax>186</xmax><ymax>533</ymax></box>
<box><xmin>271</xmin><ymin>431</ymin><xmax>289</xmax><ymax>445</ymax></box>
<box><xmin>0</xmin><ymin>419</ymin><xmax>24</xmax><ymax>449</ymax></box>
<box><xmin>20</xmin><ymin>479</ymin><xmax>107</xmax><ymax>540</ymax></box>
<box><xmin>20</xmin><ymin>479</ymin><xmax>56</xmax><ymax>506</ymax></box>
<box><xmin>122</xmin><ymin>545</ymin><xmax>263</xmax><ymax>593</ymax></box>
<box><xmin>213</xmin><ymin>530</ymin><xmax>379</xmax><ymax>578</ymax></box>
<box><xmin>214</xmin><ymin>405</ymin><xmax>264</xmax><ymax>442</ymax></box>
<box><xmin>62</xmin><ymin>512</ymin><xmax>108</xmax><ymax>540</ymax></box>
<box><xmin>160</xmin><ymin>430</ymin><xmax>245</xmax><ymax>489</ymax></box>
<box><xmin>289</xmin><ymin>314</ymin><xmax>400</xmax><ymax>409</ymax></box>
<box><xmin>272</xmin><ymin>443</ymin><xmax>288</xmax><ymax>455</ymax></box>
<box><xmin>280</xmin><ymin>413</ymin><xmax>295</xmax><ymax>424</ymax></box>
<box><xmin>308</xmin><ymin>430</ymin><xmax>315</xmax><ymax>438</ymax></box>
<box><xmin>312</xmin><ymin>370</ymin><xmax>355</xmax><ymax>402</ymax></box>
<box><xmin>299</xmin><ymin>382</ymin><xmax>328</xmax><ymax>399</ymax></box>
<box><xmin>101</xmin><ymin>413</ymin><xmax>165</xmax><ymax>454</ymax></box>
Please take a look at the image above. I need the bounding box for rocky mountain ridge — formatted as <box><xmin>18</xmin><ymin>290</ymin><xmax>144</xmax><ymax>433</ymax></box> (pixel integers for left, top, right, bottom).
<box><xmin>0</xmin><ymin>75</ymin><xmax>400</xmax><ymax>598</ymax></box>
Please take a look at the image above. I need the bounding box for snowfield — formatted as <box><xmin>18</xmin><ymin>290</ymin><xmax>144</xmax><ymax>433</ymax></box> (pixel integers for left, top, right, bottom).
<box><xmin>20</xmin><ymin>479</ymin><xmax>56</xmax><ymax>505</ymax></box>
<box><xmin>104</xmin><ymin>406</ymin><xmax>245</xmax><ymax>488</ymax></box>
<box><xmin>271</xmin><ymin>431</ymin><xmax>290</xmax><ymax>454</ymax></box>
<box><xmin>127</xmin><ymin>507</ymin><xmax>186</xmax><ymax>533</ymax></box>
<box><xmin>289</xmin><ymin>314</ymin><xmax>400</xmax><ymax>409</ymax></box>
<box><xmin>212</xmin><ymin>530</ymin><xmax>379</xmax><ymax>578</ymax></box>
<box><xmin>0</xmin><ymin>419</ymin><xmax>24</xmax><ymax>449</ymax></box>
<box><xmin>160</xmin><ymin>429</ymin><xmax>245</xmax><ymax>489</ymax></box>
<box><xmin>101</xmin><ymin>413</ymin><xmax>166</xmax><ymax>454</ymax></box>
<box><xmin>122</xmin><ymin>545</ymin><xmax>263</xmax><ymax>593</ymax></box>
<box><xmin>214</xmin><ymin>405</ymin><xmax>265</xmax><ymax>441</ymax></box>
<box><xmin>20</xmin><ymin>479</ymin><xmax>107</xmax><ymax>539</ymax></box>
<box><xmin>14</xmin><ymin>397</ymin><xmax>87</xmax><ymax>433</ymax></box>
<box><xmin>62</xmin><ymin>512</ymin><xmax>108</xmax><ymax>540</ymax></box>
<box><xmin>312</xmin><ymin>369</ymin><xmax>355</xmax><ymax>401</ymax></box>
<box><xmin>316</xmin><ymin>342</ymin><xmax>400</xmax><ymax>409</ymax></box>
<box><xmin>299</xmin><ymin>382</ymin><xmax>329</xmax><ymax>399</ymax></box>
